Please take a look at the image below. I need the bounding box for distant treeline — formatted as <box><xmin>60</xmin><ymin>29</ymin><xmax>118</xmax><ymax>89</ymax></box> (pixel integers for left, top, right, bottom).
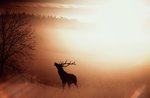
<box><xmin>20</xmin><ymin>12</ymin><xmax>87</xmax><ymax>30</ymax></box>
<box><xmin>23</xmin><ymin>13</ymin><xmax>78</xmax><ymax>24</ymax></box>
<box><xmin>0</xmin><ymin>10</ymin><xmax>91</xmax><ymax>32</ymax></box>
<box><xmin>0</xmin><ymin>11</ymin><xmax>80</xmax><ymax>27</ymax></box>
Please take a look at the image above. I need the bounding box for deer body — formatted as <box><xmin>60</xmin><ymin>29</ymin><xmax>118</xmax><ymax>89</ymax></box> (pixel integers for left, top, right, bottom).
<box><xmin>54</xmin><ymin>61</ymin><xmax>78</xmax><ymax>89</ymax></box>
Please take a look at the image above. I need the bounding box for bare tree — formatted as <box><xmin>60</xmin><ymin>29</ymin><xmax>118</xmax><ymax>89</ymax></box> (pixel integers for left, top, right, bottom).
<box><xmin>0</xmin><ymin>10</ymin><xmax>35</xmax><ymax>78</ymax></box>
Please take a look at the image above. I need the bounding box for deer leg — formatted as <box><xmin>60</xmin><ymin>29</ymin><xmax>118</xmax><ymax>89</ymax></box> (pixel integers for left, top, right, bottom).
<box><xmin>67</xmin><ymin>83</ymin><xmax>71</xmax><ymax>88</ymax></box>
<box><xmin>62</xmin><ymin>82</ymin><xmax>66</xmax><ymax>89</ymax></box>
<box><xmin>74</xmin><ymin>82</ymin><xmax>78</xmax><ymax>88</ymax></box>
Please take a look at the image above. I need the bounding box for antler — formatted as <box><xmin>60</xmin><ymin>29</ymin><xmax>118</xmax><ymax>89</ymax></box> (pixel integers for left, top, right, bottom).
<box><xmin>61</xmin><ymin>60</ymin><xmax>76</xmax><ymax>67</ymax></box>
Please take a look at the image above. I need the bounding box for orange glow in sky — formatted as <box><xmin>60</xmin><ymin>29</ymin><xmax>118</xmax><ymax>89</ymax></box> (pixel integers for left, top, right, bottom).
<box><xmin>50</xmin><ymin>0</ymin><xmax>150</xmax><ymax>70</ymax></box>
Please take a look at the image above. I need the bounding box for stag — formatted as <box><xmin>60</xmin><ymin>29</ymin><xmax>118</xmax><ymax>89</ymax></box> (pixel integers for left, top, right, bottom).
<box><xmin>54</xmin><ymin>60</ymin><xmax>78</xmax><ymax>89</ymax></box>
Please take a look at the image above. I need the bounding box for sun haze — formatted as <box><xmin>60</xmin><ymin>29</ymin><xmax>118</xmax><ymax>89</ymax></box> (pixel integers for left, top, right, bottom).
<box><xmin>50</xmin><ymin>0</ymin><xmax>150</xmax><ymax>71</ymax></box>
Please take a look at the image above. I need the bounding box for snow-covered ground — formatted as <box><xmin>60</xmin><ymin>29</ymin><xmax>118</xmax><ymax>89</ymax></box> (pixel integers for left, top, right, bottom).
<box><xmin>0</xmin><ymin>75</ymin><xmax>149</xmax><ymax>98</ymax></box>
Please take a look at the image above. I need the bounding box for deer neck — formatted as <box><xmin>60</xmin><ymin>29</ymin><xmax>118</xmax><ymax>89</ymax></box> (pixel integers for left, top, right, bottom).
<box><xmin>58</xmin><ymin>68</ymin><xmax>67</xmax><ymax>74</ymax></box>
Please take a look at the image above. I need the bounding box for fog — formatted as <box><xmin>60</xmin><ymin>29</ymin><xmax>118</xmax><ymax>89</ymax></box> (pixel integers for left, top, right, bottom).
<box><xmin>1</xmin><ymin>0</ymin><xmax>150</xmax><ymax>97</ymax></box>
<box><xmin>2</xmin><ymin>25</ymin><xmax>148</xmax><ymax>98</ymax></box>
<box><xmin>10</xmin><ymin>13</ymin><xmax>149</xmax><ymax>98</ymax></box>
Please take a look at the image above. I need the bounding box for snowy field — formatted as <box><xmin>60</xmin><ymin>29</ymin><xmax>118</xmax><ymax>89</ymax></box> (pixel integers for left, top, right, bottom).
<box><xmin>0</xmin><ymin>75</ymin><xmax>149</xmax><ymax>98</ymax></box>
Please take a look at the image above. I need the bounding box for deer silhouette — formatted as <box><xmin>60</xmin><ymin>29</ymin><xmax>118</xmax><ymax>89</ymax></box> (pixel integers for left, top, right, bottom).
<box><xmin>54</xmin><ymin>60</ymin><xmax>78</xmax><ymax>89</ymax></box>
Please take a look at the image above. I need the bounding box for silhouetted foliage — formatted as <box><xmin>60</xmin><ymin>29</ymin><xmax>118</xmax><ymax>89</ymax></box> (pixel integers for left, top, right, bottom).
<box><xmin>0</xmin><ymin>10</ymin><xmax>35</xmax><ymax>78</ymax></box>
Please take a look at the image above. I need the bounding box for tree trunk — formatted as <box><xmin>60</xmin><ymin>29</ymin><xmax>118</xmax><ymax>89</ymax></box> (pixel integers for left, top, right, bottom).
<box><xmin>0</xmin><ymin>62</ymin><xmax>4</xmax><ymax>78</ymax></box>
